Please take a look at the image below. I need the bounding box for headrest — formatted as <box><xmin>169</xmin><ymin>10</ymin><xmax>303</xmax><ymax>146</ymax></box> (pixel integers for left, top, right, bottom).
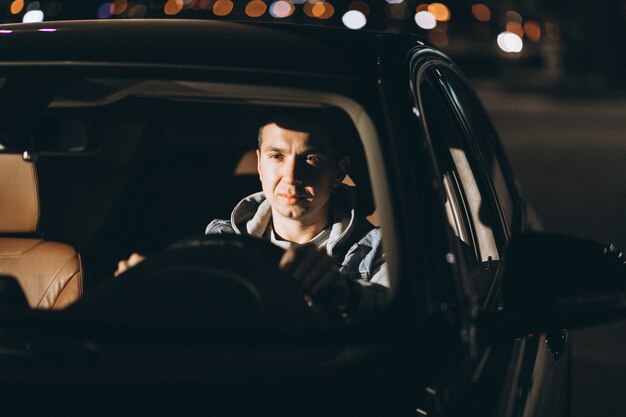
<box><xmin>0</xmin><ymin>154</ymin><xmax>40</xmax><ymax>233</ymax></box>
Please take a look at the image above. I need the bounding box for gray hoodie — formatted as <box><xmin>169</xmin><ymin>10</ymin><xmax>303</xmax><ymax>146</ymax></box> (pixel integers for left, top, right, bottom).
<box><xmin>205</xmin><ymin>185</ymin><xmax>389</xmax><ymax>315</ymax></box>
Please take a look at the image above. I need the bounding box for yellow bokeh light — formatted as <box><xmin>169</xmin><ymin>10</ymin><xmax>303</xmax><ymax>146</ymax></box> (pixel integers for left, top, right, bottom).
<box><xmin>111</xmin><ymin>0</ymin><xmax>128</xmax><ymax>15</ymax></box>
<box><xmin>471</xmin><ymin>4</ymin><xmax>490</xmax><ymax>22</ymax></box>
<box><xmin>506</xmin><ymin>21</ymin><xmax>523</xmax><ymax>38</ymax></box>
<box><xmin>428</xmin><ymin>3</ymin><xmax>450</xmax><ymax>22</ymax></box>
<box><xmin>312</xmin><ymin>2</ymin><xmax>325</xmax><ymax>17</ymax></box>
<box><xmin>524</xmin><ymin>20</ymin><xmax>541</xmax><ymax>42</ymax></box>
<box><xmin>316</xmin><ymin>2</ymin><xmax>334</xmax><ymax>19</ymax></box>
<box><xmin>164</xmin><ymin>0</ymin><xmax>183</xmax><ymax>15</ymax></box>
<box><xmin>10</xmin><ymin>0</ymin><xmax>24</xmax><ymax>15</ymax></box>
<box><xmin>245</xmin><ymin>0</ymin><xmax>267</xmax><ymax>17</ymax></box>
<box><xmin>213</xmin><ymin>0</ymin><xmax>234</xmax><ymax>16</ymax></box>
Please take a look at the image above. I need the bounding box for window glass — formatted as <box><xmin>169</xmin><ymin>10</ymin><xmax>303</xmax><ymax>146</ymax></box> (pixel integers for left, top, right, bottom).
<box><xmin>438</xmin><ymin>68</ymin><xmax>516</xmax><ymax>233</ymax></box>
<box><xmin>418</xmin><ymin>72</ymin><xmax>502</xmax><ymax>265</ymax></box>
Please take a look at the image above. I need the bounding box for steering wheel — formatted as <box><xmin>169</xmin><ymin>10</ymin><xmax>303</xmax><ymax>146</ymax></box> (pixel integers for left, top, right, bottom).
<box><xmin>71</xmin><ymin>234</ymin><xmax>334</xmax><ymax>330</ymax></box>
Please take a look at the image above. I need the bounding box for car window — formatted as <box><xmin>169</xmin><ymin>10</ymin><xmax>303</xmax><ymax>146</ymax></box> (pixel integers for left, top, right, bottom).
<box><xmin>437</xmin><ymin>67</ymin><xmax>516</xmax><ymax>235</ymax></box>
<box><xmin>415</xmin><ymin>65</ymin><xmax>507</xmax><ymax>306</ymax></box>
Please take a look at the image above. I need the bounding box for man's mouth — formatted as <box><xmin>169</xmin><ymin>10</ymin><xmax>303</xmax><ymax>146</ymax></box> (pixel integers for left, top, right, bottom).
<box><xmin>279</xmin><ymin>193</ymin><xmax>310</xmax><ymax>205</ymax></box>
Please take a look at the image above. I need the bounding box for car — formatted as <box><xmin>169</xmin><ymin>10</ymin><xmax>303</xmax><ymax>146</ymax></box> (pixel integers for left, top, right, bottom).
<box><xmin>0</xmin><ymin>19</ymin><xmax>623</xmax><ymax>417</ymax></box>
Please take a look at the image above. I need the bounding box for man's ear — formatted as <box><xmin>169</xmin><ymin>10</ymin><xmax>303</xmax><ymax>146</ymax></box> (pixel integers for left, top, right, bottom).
<box><xmin>334</xmin><ymin>156</ymin><xmax>350</xmax><ymax>187</ymax></box>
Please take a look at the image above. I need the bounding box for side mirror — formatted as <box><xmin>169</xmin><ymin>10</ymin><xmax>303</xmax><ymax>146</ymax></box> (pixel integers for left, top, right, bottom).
<box><xmin>502</xmin><ymin>233</ymin><xmax>625</xmax><ymax>333</ymax></box>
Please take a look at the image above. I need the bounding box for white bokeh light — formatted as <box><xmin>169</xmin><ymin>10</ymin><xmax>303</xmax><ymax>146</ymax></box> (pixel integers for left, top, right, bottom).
<box><xmin>23</xmin><ymin>10</ymin><xmax>44</xmax><ymax>23</ymax></box>
<box><xmin>342</xmin><ymin>10</ymin><xmax>367</xmax><ymax>30</ymax></box>
<box><xmin>414</xmin><ymin>11</ymin><xmax>436</xmax><ymax>30</ymax></box>
<box><xmin>497</xmin><ymin>31</ymin><xmax>523</xmax><ymax>53</ymax></box>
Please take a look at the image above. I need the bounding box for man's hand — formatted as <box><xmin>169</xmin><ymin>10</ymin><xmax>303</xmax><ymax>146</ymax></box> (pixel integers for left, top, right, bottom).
<box><xmin>279</xmin><ymin>244</ymin><xmax>353</xmax><ymax>311</ymax></box>
<box><xmin>114</xmin><ymin>252</ymin><xmax>146</xmax><ymax>277</ymax></box>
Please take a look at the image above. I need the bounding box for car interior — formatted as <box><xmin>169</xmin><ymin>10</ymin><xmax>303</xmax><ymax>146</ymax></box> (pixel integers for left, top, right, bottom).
<box><xmin>0</xmin><ymin>77</ymin><xmax>381</xmax><ymax>319</ymax></box>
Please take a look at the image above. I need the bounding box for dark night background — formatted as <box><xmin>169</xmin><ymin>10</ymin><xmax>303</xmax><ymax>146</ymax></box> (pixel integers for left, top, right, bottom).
<box><xmin>1</xmin><ymin>1</ymin><xmax>624</xmax><ymax>415</ymax></box>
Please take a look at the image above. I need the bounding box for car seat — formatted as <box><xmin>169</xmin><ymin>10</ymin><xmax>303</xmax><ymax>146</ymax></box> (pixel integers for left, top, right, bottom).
<box><xmin>0</xmin><ymin>154</ymin><xmax>83</xmax><ymax>309</ymax></box>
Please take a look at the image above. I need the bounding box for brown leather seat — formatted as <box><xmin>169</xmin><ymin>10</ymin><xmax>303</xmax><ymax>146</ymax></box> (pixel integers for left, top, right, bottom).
<box><xmin>0</xmin><ymin>154</ymin><xmax>83</xmax><ymax>309</ymax></box>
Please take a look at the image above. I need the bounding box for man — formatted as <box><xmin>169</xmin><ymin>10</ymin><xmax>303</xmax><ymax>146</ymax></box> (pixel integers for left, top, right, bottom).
<box><xmin>117</xmin><ymin>109</ymin><xmax>388</xmax><ymax>316</ymax></box>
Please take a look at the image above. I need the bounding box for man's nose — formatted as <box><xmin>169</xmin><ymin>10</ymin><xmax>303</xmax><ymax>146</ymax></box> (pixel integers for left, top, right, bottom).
<box><xmin>282</xmin><ymin>157</ymin><xmax>306</xmax><ymax>184</ymax></box>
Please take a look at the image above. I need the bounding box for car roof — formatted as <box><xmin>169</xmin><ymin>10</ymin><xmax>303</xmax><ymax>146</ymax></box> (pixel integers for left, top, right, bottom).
<box><xmin>0</xmin><ymin>19</ymin><xmax>422</xmax><ymax>81</ymax></box>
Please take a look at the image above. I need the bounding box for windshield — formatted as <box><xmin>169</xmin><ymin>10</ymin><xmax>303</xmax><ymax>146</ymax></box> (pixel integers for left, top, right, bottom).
<box><xmin>0</xmin><ymin>75</ymin><xmax>391</xmax><ymax>332</ymax></box>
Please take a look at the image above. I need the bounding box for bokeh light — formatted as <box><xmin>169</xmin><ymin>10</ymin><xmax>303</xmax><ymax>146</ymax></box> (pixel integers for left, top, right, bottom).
<box><xmin>385</xmin><ymin>0</ymin><xmax>404</xmax><ymax>4</ymax></box>
<box><xmin>342</xmin><ymin>10</ymin><xmax>366</xmax><ymax>29</ymax></box>
<box><xmin>245</xmin><ymin>0</ymin><xmax>267</xmax><ymax>17</ymax></box>
<box><xmin>428</xmin><ymin>30</ymin><xmax>448</xmax><ymax>47</ymax></box>
<box><xmin>415</xmin><ymin>3</ymin><xmax>428</xmax><ymax>12</ymax></box>
<box><xmin>270</xmin><ymin>1</ymin><xmax>295</xmax><ymax>18</ymax></box>
<box><xmin>213</xmin><ymin>0</ymin><xmax>234</xmax><ymax>16</ymax></box>
<box><xmin>23</xmin><ymin>10</ymin><xmax>44</xmax><ymax>22</ymax></box>
<box><xmin>127</xmin><ymin>4</ymin><xmax>147</xmax><ymax>17</ymax></box>
<box><xmin>318</xmin><ymin>2</ymin><xmax>335</xmax><ymax>19</ymax></box>
<box><xmin>545</xmin><ymin>22</ymin><xmax>561</xmax><ymax>41</ymax></box>
<box><xmin>98</xmin><ymin>2</ymin><xmax>112</xmax><ymax>18</ymax></box>
<box><xmin>111</xmin><ymin>0</ymin><xmax>128</xmax><ymax>15</ymax></box>
<box><xmin>164</xmin><ymin>0</ymin><xmax>183</xmax><ymax>15</ymax></box>
<box><xmin>524</xmin><ymin>20</ymin><xmax>541</xmax><ymax>42</ymax></box>
<box><xmin>428</xmin><ymin>3</ymin><xmax>450</xmax><ymax>22</ymax></box>
<box><xmin>505</xmin><ymin>21</ymin><xmax>523</xmax><ymax>38</ymax></box>
<box><xmin>27</xmin><ymin>1</ymin><xmax>40</xmax><ymax>11</ymax></box>
<box><xmin>386</xmin><ymin>3</ymin><xmax>409</xmax><ymax>19</ymax></box>
<box><xmin>10</xmin><ymin>0</ymin><xmax>25</xmax><ymax>15</ymax></box>
<box><xmin>415</xmin><ymin>11</ymin><xmax>436</xmax><ymax>29</ymax></box>
<box><xmin>349</xmin><ymin>1</ymin><xmax>369</xmax><ymax>16</ymax></box>
<box><xmin>497</xmin><ymin>31</ymin><xmax>523</xmax><ymax>53</ymax></box>
<box><xmin>471</xmin><ymin>4</ymin><xmax>490</xmax><ymax>22</ymax></box>
<box><xmin>505</xmin><ymin>10</ymin><xmax>522</xmax><ymax>23</ymax></box>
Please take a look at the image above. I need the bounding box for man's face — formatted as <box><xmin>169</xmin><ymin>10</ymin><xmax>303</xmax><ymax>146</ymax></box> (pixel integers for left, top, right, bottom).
<box><xmin>257</xmin><ymin>123</ymin><xmax>346</xmax><ymax>224</ymax></box>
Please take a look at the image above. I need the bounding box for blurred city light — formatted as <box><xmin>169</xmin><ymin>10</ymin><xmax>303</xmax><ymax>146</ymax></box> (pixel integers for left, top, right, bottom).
<box><xmin>0</xmin><ymin>30</ymin><xmax>13</xmax><ymax>34</ymax></box>
<box><xmin>245</xmin><ymin>0</ymin><xmax>267</xmax><ymax>17</ymax></box>
<box><xmin>428</xmin><ymin>3</ymin><xmax>450</xmax><ymax>22</ymax></box>
<box><xmin>10</xmin><ymin>0</ymin><xmax>25</xmax><ymax>15</ymax></box>
<box><xmin>111</xmin><ymin>0</ymin><xmax>128</xmax><ymax>15</ymax></box>
<box><xmin>213</xmin><ymin>0</ymin><xmax>234</xmax><ymax>16</ymax></box>
<box><xmin>23</xmin><ymin>10</ymin><xmax>44</xmax><ymax>22</ymax></box>
<box><xmin>127</xmin><ymin>4</ymin><xmax>147</xmax><ymax>17</ymax></box>
<box><xmin>342</xmin><ymin>10</ymin><xmax>366</xmax><ymax>29</ymax></box>
<box><xmin>471</xmin><ymin>3</ymin><xmax>490</xmax><ymax>22</ymax></box>
<box><xmin>545</xmin><ymin>21</ymin><xmax>561</xmax><ymax>41</ymax></box>
<box><xmin>164</xmin><ymin>0</ymin><xmax>183</xmax><ymax>15</ymax></box>
<box><xmin>497</xmin><ymin>31</ymin><xmax>523</xmax><ymax>53</ymax></box>
<box><xmin>98</xmin><ymin>2</ymin><xmax>112</xmax><ymax>18</ymax></box>
<box><xmin>506</xmin><ymin>21</ymin><xmax>523</xmax><ymax>38</ymax></box>
<box><xmin>386</xmin><ymin>3</ymin><xmax>409</xmax><ymax>19</ymax></box>
<box><xmin>416</xmin><ymin>4</ymin><xmax>428</xmax><ymax>12</ymax></box>
<box><xmin>524</xmin><ymin>20</ymin><xmax>541</xmax><ymax>42</ymax></box>
<box><xmin>505</xmin><ymin>10</ymin><xmax>522</xmax><ymax>23</ymax></box>
<box><xmin>269</xmin><ymin>1</ymin><xmax>294</xmax><ymax>18</ymax></box>
<box><xmin>385</xmin><ymin>0</ymin><xmax>404</xmax><ymax>4</ymax></box>
<box><xmin>415</xmin><ymin>11</ymin><xmax>436</xmax><ymax>29</ymax></box>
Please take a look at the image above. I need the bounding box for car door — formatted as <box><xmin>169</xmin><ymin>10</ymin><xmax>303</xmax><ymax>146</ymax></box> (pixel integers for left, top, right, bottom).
<box><xmin>410</xmin><ymin>50</ymin><xmax>568</xmax><ymax>417</ymax></box>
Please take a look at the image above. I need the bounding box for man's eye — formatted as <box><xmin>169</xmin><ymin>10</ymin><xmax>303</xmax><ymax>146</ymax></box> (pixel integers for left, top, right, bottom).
<box><xmin>269</xmin><ymin>154</ymin><xmax>283</xmax><ymax>160</ymax></box>
<box><xmin>307</xmin><ymin>155</ymin><xmax>322</xmax><ymax>163</ymax></box>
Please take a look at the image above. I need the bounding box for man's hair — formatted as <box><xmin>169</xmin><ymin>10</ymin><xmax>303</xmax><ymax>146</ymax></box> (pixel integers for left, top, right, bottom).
<box><xmin>257</xmin><ymin>107</ymin><xmax>355</xmax><ymax>160</ymax></box>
